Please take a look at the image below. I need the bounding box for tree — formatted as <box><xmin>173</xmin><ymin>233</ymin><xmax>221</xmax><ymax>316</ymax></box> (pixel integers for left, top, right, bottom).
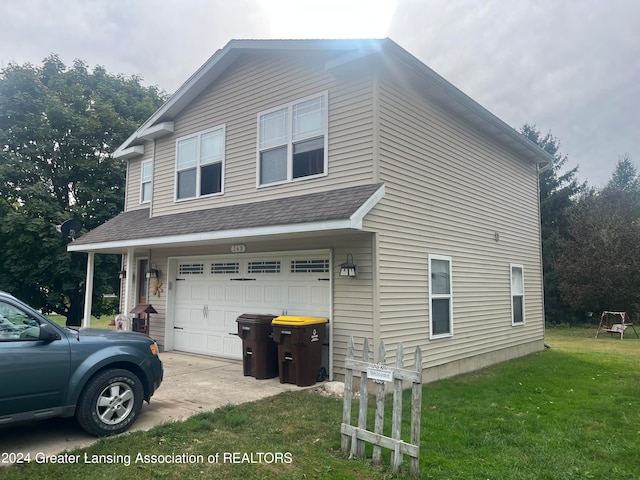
<box><xmin>520</xmin><ymin>124</ymin><xmax>585</xmax><ymax>323</ymax></box>
<box><xmin>0</xmin><ymin>55</ymin><xmax>166</xmax><ymax>325</ymax></box>
<box><xmin>607</xmin><ymin>154</ymin><xmax>640</xmax><ymax>193</ymax></box>
<box><xmin>557</xmin><ymin>184</ymin><xmax>640</xmax><ymax>316</ymax></box>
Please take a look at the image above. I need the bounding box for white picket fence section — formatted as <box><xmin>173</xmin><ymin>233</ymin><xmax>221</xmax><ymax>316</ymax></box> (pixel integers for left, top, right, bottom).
<box><xmin>340</xmin><ymin>336</ymin><xmax>422</xmax><ymax>477</ymax></box>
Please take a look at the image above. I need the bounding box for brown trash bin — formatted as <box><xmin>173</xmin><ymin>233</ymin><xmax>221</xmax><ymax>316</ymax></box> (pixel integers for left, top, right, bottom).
<box><xmin>236</xmin><ymin>314</ymin><xmax>279</xmax><ymax>379</ymax></box>
<box><xmin>271</xmin><ymin>316</ymin><xmax>329</xmax><ymax>387</ymax></box>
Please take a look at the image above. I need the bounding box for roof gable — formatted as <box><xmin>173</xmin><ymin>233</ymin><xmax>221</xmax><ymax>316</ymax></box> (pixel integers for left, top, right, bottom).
<box><xmin>113</xmin><ymin>38</ymin><xmax>553</xmax><ymax>169</ymax></box>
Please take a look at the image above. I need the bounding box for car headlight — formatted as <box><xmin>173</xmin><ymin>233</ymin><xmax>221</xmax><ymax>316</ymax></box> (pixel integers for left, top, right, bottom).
<box><xmin>150</xmin><ymin>341</ymin><xmax>159</xmax><ymax>356</ymax></box>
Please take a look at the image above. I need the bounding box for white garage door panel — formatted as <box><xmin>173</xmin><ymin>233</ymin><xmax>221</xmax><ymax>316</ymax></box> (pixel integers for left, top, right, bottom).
<box><xmin>172</xmin><ymin>253</ymin><xmax>330</xmax><ymax>358</ymax></box>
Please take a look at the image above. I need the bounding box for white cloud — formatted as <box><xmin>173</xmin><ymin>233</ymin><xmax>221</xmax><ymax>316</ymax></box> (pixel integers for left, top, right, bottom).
<box><xmin>265</xmin><ymin>0</ymin><xmax>397</xmax><ymax>38</ymax></box>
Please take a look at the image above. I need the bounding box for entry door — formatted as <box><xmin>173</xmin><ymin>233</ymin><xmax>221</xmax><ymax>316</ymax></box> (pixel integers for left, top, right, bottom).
<box><xmin>138</xmin><ymin>259</ymin><xmax>149</xmax><ymax>306</ymax></box>
<box><xmin>133</xmin><ymin>259</ymin><xmax>149</xmax><ymax>333</ymax></box>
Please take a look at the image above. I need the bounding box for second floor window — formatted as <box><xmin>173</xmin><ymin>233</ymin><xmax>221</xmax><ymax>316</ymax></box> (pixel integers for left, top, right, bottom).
<box><xmin>258</xmin><ymin>93</ymin><xmax>327</xmax><ymax>186</ymax></box>
<box><xmin>176</xmin><ymin>125</ymin><xmax>225</xmax><ymax>200</ymax></box>
<box><xmin>140</xmin><ymin>160</ymin><xmax>152</xmax><ymax>203</ymax></box>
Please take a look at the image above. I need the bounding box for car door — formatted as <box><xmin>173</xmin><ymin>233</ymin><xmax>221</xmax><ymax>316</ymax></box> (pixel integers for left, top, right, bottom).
<box><xmin>0</xmin><ymin>298</ymin><xmax>71</xmax><ymax>417</ymax></box>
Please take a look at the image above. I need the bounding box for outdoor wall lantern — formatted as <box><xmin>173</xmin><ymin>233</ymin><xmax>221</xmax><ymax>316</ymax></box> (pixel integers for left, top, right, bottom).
<box><xmin>118</xmin><ymin>269</ymin><xmax>127</xmax><ymax>279</ymax></box>
<box><xmin>339</xmin><ymin>254</ymin><xmax>357</xmax><ymax>278</ymax></box>
<box><xmin>145</xmin><ymin>263</ymin><xmax>160</xmax><ymax>279</ymax></box>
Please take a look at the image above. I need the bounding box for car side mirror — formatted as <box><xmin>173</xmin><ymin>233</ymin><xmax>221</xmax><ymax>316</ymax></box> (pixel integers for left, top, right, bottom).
<box><xmin>39</xmin><ymin>323</ymin><xmax>60</xmax><ymax>343</ymax></box>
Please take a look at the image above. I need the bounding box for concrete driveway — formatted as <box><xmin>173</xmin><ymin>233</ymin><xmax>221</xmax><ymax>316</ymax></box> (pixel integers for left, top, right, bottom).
<box><xmin>0</xmin><ymin>351</ymin><xmax>301</xmax><ymax>460</ymax></box>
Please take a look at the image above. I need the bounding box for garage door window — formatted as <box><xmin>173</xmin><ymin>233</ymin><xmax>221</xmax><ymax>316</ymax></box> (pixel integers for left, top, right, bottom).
<box><xmin>212</xmin><ymin>262</ymin><xmax>240</xmax><ymax>274</ymax></box>
<box><xmin>248</xmin><ymin>261</ymin><xmax>281</xmax><ymax>274</ymax></box>
<box><xmin>291</xmin><ymin>259</ymin><xmax>329</xmax><ymax>273</ymax></box>
<box><xmin>178</xmin><ymin>263</ymin><xmax>204</xmax><ymax>275</ymax></box>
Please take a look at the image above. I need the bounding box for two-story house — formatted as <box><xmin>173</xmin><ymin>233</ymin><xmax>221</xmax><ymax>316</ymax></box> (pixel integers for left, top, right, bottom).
<box><xmin>69</xmin><ymin>38</ymin><xmax>552</xmax><ymax>383</ymax></box>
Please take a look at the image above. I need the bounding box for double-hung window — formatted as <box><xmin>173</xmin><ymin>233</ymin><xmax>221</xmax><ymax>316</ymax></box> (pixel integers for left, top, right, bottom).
<box><xmin>510</xmin><ymin>264</ymin><xmax>525</xmax><ymax>325</ymax></box>
<box><xmin>176</xmin><ymin>125</ymin><xmax>225</xmax><ymax>200</ymax></box>
<box><xmin>258</xmin><ymin>92</ymin><xmax>327</xmax><ymax>186</ymax></box>
<box><xmin>140</xmin><ymin>160</ymin><xmax>152</xmax><ymax>204</ymax></box>
<box><xmin>429</xmin><ymin>255</ymin><xmax>453</xmax><ymax>339</ymax></box>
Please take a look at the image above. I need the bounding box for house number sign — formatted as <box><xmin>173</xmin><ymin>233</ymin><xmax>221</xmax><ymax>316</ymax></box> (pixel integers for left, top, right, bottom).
<box><xmin>367</xmin><ymin>363</ymin><xmax>394</xmax><ymax>383</ymax></box>
<box><xmin>231</xmin><ymin>244</ymin><xmax>246</xmax><ymax>253</ymax></box>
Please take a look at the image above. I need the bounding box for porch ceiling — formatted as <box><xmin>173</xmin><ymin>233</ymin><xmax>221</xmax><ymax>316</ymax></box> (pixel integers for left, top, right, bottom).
<box><xmin>68</xmin><ymin>183</ymin><xmax>385</xmax><ymax>254</ymax></box>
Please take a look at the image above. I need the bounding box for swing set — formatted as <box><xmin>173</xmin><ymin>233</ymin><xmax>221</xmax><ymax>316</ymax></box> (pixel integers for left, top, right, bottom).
<box><xmin>595</xmin><ymin>311</ymin><xmax>640</xmax><ymax>340</ymax></box>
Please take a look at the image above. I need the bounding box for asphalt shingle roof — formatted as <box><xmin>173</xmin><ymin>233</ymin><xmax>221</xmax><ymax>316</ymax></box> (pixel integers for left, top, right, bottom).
<box><xmin>71</xmin><ymin>183</ymin><xmax>383</xmax><ymax>247</ymax></box>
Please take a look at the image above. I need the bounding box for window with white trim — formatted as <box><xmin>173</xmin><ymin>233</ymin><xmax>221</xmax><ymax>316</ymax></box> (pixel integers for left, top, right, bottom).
<box><xmin>176</xmin><ymin>125</ymin><xmax>225</xmax><ymax>200</ymax></box>
<box><xmin>257</xmin><ymin>93</ymin><xmax>327</xmax><ymax>186</ymax></box>
<box><xmin>510</xmin><ymin>264</ymin><xmax>525</xmax><ymax>325</ymax></box>
<box><xmin>429</xmin><ymin>255</ymin><xmax>453</xmax><ymax>338</ymax></box>
<box><xmin>140</xmin><ymin>160</ymin><xmax>152</xmax><ymax>204</ymax></box>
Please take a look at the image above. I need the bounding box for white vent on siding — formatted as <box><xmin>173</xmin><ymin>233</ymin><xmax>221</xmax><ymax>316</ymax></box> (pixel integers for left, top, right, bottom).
<box><xmin>248</xmin><ymin>260</ymin><xmax>281</xmax><ymax>274</ymax></box>
<box><xmin>178</xmin><ymin>263</ymin><xmax>204</xmax><ymax>275</ymax></box>
<box><xmin>211</xmin><ymin>262</ymin><xmax>240</xmax><ymax>274</ymax></box>
<box><xmin>291</xmin><ymin>259</ymin><xmax>329</xmax><ymax>273</ymax></box>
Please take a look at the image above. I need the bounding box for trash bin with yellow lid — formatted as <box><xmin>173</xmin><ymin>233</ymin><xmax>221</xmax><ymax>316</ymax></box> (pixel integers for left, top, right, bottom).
<box><xmin>236</xmin><ymin>313</ymin><xmax>279</xmax><ymax>379</ymax></box>
<box><xmin>271</xmin><ymin>316</ymin><xmax>328</xmax><ymax>387</ymax></box>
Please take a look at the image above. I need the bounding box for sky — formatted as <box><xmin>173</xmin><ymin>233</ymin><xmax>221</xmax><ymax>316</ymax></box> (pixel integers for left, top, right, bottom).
<box><xmin>0</xmin><ymin>0</ymin><xmax>637</xmax><ymax>187</ymax></box>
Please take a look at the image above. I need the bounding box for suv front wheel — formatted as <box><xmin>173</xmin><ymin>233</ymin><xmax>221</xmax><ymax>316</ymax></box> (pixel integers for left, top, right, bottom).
<box><xmin>76</xmin><ymin>368</ymin><xmax>144</xmax><ymax>436</ymax></box>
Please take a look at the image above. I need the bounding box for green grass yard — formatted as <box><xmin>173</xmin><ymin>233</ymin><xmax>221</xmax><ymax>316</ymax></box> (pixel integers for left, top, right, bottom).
<box><xmin>48</xmin><ymin>315</ymin><xmax>111</xmax><ymax>329</ymax></box>
<box><xmin>2</xmin><ymin>327</ymin><xmax>639</xmax><ymax>479</ymax></box>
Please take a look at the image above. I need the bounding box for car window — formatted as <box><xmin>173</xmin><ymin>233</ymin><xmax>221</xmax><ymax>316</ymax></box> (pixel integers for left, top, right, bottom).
<box><xmin>0</xmin><ymin>300</ymin><xmax>41</xmax><ymax>341</ymax></box>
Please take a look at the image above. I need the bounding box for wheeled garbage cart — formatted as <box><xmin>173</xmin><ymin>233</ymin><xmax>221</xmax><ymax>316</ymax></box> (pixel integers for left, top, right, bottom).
<box><xmin>271</xmin><ymin>316</ymin><xmax>329</xmax><ymax>387</ymax></box>
<box><xmin>236</xmin><ymin>313</ymin><xmax>279</xmax><ymax>379</ymax></box>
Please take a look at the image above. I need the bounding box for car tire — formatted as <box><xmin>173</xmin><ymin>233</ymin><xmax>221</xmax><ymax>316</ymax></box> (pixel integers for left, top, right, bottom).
<box><xmin>76</xmin><ymin>368</ymin><xmax>143</xmax><ymax>437</ymax></box>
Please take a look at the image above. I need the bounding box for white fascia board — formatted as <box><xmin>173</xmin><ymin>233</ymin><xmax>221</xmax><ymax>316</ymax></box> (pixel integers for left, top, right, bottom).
<box><xmin>349</xmin><ymin>184</ymin><xmax>385</xmax><ymax>228</ymax></box>
<box><xmin>113</xmin><ymin>145</ymin><xmax>144</xmax><ymax>160</ymax></box>
<box><xmin>138</xmin><ymin>122</ymin><xmax>174</xmax><ymax>140</ymax></box>
<box><xmin>67</xmin><ymin>218</ymin><xmax>356</xmax><ymax>253</ymax></box>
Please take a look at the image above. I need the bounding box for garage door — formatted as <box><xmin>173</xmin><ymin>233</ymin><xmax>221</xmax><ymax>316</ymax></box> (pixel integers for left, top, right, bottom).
<box><xmin>172</xmin><ymin>253</ymin><xmax>330</xmax><ymax>358</ymax></box>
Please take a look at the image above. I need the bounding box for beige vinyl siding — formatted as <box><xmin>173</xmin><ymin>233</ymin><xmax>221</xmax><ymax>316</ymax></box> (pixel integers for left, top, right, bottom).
<box><xmin>129</xmin><ymin>233</ymin><xmax>375</xmax><ymax>370</ymax></box>
<box><xmin>366</xmin><ymin>74</ymin><xmax>543</xmax><ymax>368</ymax></box>
<box><xmin>331</xmin><ymin>235</ymin><xmax>375</xmax><ymax>375</ymax></box>
<box><xmin>124</xmin><ymin>155</ymin><xmax>153</xmax><ymax>212</ymax></box>
<box><xmin>149</xmin><ymin>53</ymin><xmax>376</xmax><ymax>217</ymax></box>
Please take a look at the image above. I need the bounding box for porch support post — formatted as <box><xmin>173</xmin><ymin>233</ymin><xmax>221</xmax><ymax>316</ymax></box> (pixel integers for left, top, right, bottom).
<box><xmin>124</xmin><ymin>248</ymin><xmax>135</xmax><ymax>321</ymax></box>
<box><xmin>83</xmin><ymin>252</ymin><xmax>95</xmax><ymax>328</ymax></box>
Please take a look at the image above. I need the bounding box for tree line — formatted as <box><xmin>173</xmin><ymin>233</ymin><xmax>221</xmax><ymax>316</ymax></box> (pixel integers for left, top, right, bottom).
<box><xmin>0</xmin><ymin>56</ymin><xmax>636</xmax><ymax>325</ymax></box>
<box><xmin>521</xmin><ymin>126</ymin><xmax>640</xmax><ymax>324</ymax></box>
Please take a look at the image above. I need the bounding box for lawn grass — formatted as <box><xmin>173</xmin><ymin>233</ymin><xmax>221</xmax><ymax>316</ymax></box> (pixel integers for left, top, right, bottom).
<box><xmin>48</xmin><ymin>314</ymin><xmax>112</xmax><ymax>329</ymax></box>
<box><xmin>2</xmin><ymin>327</ymin><xmax>639</xmax><ymax>479</ymax></box>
